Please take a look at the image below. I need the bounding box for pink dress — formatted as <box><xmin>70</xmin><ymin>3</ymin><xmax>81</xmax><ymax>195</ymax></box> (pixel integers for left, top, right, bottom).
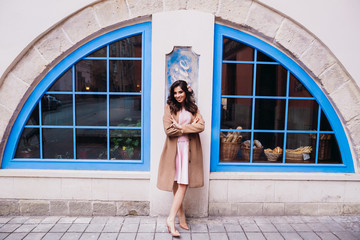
<box><xmin>174</xmin><ymin>108</ymin><xmax>191</xmax><ymax>185</ymax></box>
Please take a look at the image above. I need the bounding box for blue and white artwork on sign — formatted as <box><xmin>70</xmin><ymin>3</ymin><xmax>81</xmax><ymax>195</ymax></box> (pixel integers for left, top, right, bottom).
<box><xmin>165</xmin><ymin>46</ymin><xmax>199</xmax><ymax>102</ymax></box>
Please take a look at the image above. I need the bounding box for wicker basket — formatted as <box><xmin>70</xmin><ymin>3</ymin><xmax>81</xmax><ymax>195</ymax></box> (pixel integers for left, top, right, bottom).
<box><xmin>264</xmin><ymin>152</ymin><xmax>282</xmax><ymax>162</ymax></box>
<box><xmin>240</xmin><ymin>145</ymin><xmax>263</xmax><ymax>161</ymax></box>
<box><xmin>311</xmin><ymin>138</ymin><xmax>332</xmax><ymax>161</ymax></box>
<box><xmin>220</xmin><ymin>142</ymin><xmax>241</xmax><ymax>162</ymax></box>
<box><xmin>285</xmin><ymin>151</ymin><xmax>303</xmax><ymax>162</ymax></box>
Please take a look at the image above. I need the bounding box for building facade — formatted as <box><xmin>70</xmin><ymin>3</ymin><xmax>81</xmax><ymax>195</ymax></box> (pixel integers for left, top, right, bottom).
<box><xmin>1</xmin><ymin>0</ymin><xmax>360</xmax><ymax>216</ymax></box>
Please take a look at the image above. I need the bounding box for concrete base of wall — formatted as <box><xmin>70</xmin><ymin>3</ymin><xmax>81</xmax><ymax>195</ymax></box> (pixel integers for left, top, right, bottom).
<box><xmin>0</xmin><ymin>199</ymin><xmax>149</xmax><ymax>217</ymax></box>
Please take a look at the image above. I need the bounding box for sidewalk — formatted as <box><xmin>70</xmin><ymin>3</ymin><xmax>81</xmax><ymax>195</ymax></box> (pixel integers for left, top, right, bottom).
<box><xmin>0</xmin><ymin>215</ymin><xmax>359</xmax><ymax>240</ymax></box>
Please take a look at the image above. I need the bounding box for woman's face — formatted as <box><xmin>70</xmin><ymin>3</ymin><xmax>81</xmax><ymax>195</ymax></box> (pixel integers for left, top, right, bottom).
<box><xmin>174</xmin><ymin>86</ymin><xmax>186</xmax><ymax>104</ymax></box>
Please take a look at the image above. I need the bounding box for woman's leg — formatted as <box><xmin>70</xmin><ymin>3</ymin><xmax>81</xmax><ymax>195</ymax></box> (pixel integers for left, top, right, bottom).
<box><xmin>167</xmin><ymin>183</ymin><xmax>188</xmax><ymax>235</ymax></box>
<box><xmin>172</xmin><ymin>184</ymin><xmax>189</xmax><ymax>229</ymax></box>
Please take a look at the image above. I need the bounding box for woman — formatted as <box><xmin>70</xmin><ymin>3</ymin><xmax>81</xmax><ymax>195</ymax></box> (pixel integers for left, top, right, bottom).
<box><xmin>157</xmin><ymin>80</ymin><xmax>205</xmax><ymax>237</ymax></box>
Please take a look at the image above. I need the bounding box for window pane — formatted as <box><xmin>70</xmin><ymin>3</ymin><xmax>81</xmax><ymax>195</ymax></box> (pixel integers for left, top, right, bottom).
<box><xmin>42</xmin><ymin>94</ymin><xmax>72</xmax><ymax>126</ymax></box>
<box><xmin>14</xmin><ymin>128</ymin><xmax>40</xmax><ymax>158</ymax></box>
<box><xmin>75</xmin><ymin>60</ymin><xmax>106</xmax><ymax>92</ymax></box>
<box><xmin>43</xmin><ymin>128</ymin><xmax>73</xmax><ymax>159</ymax></box>
<box><xmin>26</xmin><ymin>104</ymin><xmax>39</xmax><ymax>125</ymax></box>
<box><xmin>109</xmin><ymin>34</ymin><xmax>142</xmax><ymax>58</ymax></box>
<box><xmin>310</xmin><ymin>134</ymin><xmax>342</xmax><ymax>164</ymax></box>
<box><xmin>255</xmin><ymin>132</ymin><xmax>284</xmax><ymax>163</ymax></box>
<box><xmin>286</xmin><ymin>133</ymin><xmax>314</xmax><ymax>163</ymax></box>
<box><xmin>287</xmin><ymin>100</ymin><xmax>318</xmax><ymax>130</ymax></box>
<box><xmin>75</xmin><ymin>95</ymin><xmax>107</xmax><ymax>126</ymax></box>
<box><xmin>110</xmin><ymin>95</ymin><xmax>141</xmax><ymax>126</ymax></box>
<box><xmin>110</xmin><ymin>129</ymin><xmax>141</xmax><ymax>160</ymax></box>
<box><xmin>49</xmin><ymin>68</ymin><xmax>72</xmax><ymax>92</ymax></box>
<box><xmin>223</xmin><ymin>37</ymin><xmax>254</xmax><ymax>61</ymax></box>
<box><xmin>88</xmin><ymin>46</ymin><xmax>107</xmax><ymax>57</ymax></box>
<box><xmin>222</xmin><ymin>63</ymin><xmax>253</xmax><ymax>96</ymax></box>
<box><xmin>288</xmin><ymin>74</ymin><xmax>312</xmax><ymax>97</ymax></box>
<box><xmin>221</xmin><ymin>98</ymin><xmax>252</xmax><ymax>130</ymax></box>
<box><xmin>109</xmin><ymin>60</ymin><xmax>141</xmax><ymax>92</ymax></box>
<box><xmin>219</xmin><ymin>131</ymin><xmax>250</xmax><ymax>162</ymax></box>
<box><xmin>257</xmin><ymin>51</ymin><xmax>276</xmax><ymax>62</ymax></box>
<box><xmin>255</xmin><ymin>64</ymin><xmax>287</xmax><ymax>96</ymax></box>
<box><xmin>76</xmin><ymin>129</ymin><xmax>107</xmax><ymax>159</ymax></box>
<box><xmin>320</xmin><ymin>110</ymin><xmax>332</xmax><ymax>131</ymax></box>
<box><xmin>254</xmin><ymin>99</ymin><xmax>286</xmax><ymax>130</ymax></box>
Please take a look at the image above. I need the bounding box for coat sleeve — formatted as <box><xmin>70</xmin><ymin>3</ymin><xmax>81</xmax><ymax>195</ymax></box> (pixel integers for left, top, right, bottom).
<box><xmin>182</xmin><ymin>110</ymin><xmax>205</xmax><ymax>134</ymax></box>
<box><xmin>163</xmin><ymin>105</ymin><xmax>184</xmax><ymax>137</ymax></box>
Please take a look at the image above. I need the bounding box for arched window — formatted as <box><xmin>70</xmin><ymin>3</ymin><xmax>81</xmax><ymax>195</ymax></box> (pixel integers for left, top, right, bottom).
<box><xmin>2</xmin><ymin>22</ymin><xmax>151</xmax><ymax>171</ymax></box>
<box><xmin>211</xmin><ymin>24</ymin><xmax>354</xmax><ymax>173</ymax></box>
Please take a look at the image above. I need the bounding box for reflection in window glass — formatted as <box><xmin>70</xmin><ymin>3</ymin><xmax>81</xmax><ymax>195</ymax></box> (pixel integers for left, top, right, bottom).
<box><xmin>109</xmin><ymin>96</ymin><xmax>141</xmax><ymax>126</ymax></box>
<box><xmin>222</xmin><ymin>63</ymin><xmax>253</xmax><ymax>96</ymax></box>
<box><xmin>310</xmin><ymin>134</ymin><xmax>341</xmax><ymax>164</ymax></box>
<box><xmin>88</xmin><ymin>46</ymin><xmax>107</xmax><ymax>57</ymax></box>
<box><xmin>14</xmin><ymin>128</ymin><xmax>40</xmax><ymax>158</ymax></box>
<box><xmin>254</xmin><ymin>132</ymin><xmax>284</xmax><ymax>163</ymax></box>
<box><xmin>289</xmin><ymin>74</ymin><xmax>312</xmax><ymax>98</ymax></box>
<box><xmin>257</xmin><ymin>51</ymin><xmax>276</xmax><ymax>62</ymax></box>
<box><xmin>109</xmin><ymin>60</ymin><xmax>141</xmax><ymax>92</ymax></box>
<box><xmin>26</xmin><ymin>104</ymin><xmax>39</xmax><ymax>125</ymax></box>
<box><xmin>221</xmin><ymin>98</ymin><xmax>252</xmax><ymax>130</ymax></box>
<box><xmin>223</xmin><ymin>37</ymin><xmax>254</xmax><ymax>61</ymax></box>
<box><xmin>75</xmin><ymin>95</ymin><xmax>107</xmax><ymax>126</ymax></box>
<box><xmin>110</xmin><ymin>129</ymin><xmax>141</xmax><ymax>160</ymax></box>
<box><xmin>255</xmin><ymin>64</ymin><xmax>287</xmax><ymax>96</ymax></box>
<box><xmin>286</xmin><ymin>133</ymin><xmax>314</xmax><ymax>163</ymax></box>
<box><xmin>254</xmin><ymin>99</ymin><xmax>286</xmax><ymax>130</ymax></box>
<box><xmin>49</xmin><ymin>68</ymin><xmax>72</xmax><ymax>92</ymax></box>
<box><xmin>320</xmin><ymin>110</ymin><xmax>332</xmax><ymax>131</ymax></box>
<box><xmin>42</xmin><ymin>94</ymin><xmax>72</xmax><ymax>126</ymax></box>
<box><xmin>43</xmin><ymin>128</ymin><xmax>73</xmax><ymax>159</ymax></box>
<box><xmin>287</xmin><ymin>100</ymin><xmax>318</xmax><ymax>130</ymax></box>
<box><xmin>219</xmin><ymin>131</ymin><xmax>250</xmax><ymax>162</ymax></box>
<box><xmin>75</xmin><ymin>60</ymin><xmax>107</xmax><ymax>92</ymax></box>
<box><xmin>110</xmin><ymin>34</ymin><xmax>142</xmax><ymax>58</ymax></box>
<box><xmin>76</xmin><ymin>129</ymin><xmax>107</xmax><ymax>159</ymax></box>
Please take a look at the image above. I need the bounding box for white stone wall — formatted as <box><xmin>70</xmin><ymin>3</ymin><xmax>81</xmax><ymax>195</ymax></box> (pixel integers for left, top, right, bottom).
<box><xmin>0</xmin><ymin>0</ymin><xmax>360</xmax><ymax>216</ymax></box>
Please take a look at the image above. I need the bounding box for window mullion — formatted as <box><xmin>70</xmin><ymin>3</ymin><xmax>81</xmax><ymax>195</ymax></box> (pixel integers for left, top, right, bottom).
<box><xmin>250</xmin><ymin>49</ymin><xmax>258</xmax><ymax>163</ymax></box>
<box><xmin>72</xmin><ymin>65</ymin><xmax>76</xmax><ymax>159</ymax></box>
<box><xmin>106</xmin><ymin>45</ymin><xmax>110</xmax><ymax>161</ymax></box>
<box><xmin>315</xmin><ymin>106</ymin><xmax>322</xmax><ymax>164</ymax></box>
<box><xmin>39</xmin><ymin>101</ymin><xmax>43</xmax><ymax>159</ymax></box>
<box><xmin>282</xmin><ymin>70</ymin><xmax>290</xmax><ymax>164</ymax></box>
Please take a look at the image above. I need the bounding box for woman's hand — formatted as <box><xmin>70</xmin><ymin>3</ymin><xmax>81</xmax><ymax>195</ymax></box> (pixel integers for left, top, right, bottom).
<box><xmin>170</xmin><ymin>115</ymin><xmax>182</xmax><ymax>129</ymax></box>
<box><xmin>191</xmin><ymin>116</ymin><xmax>200</xmax><ymax>125</ymax></box>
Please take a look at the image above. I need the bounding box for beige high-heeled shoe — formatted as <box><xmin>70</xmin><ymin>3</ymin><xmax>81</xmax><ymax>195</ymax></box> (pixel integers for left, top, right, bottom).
<box><xmin>177</xmin><ymin>214</ymin><xmax>189</xmax><ymax>230</ymax></box>
<box><xmin>166</xmin><ymin>218</ymin><xmax>180</xmax><ymax>237</ymax></box>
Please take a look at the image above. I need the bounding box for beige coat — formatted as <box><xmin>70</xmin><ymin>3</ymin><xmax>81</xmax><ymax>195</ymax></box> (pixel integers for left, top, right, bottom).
<box><xmin>157</xmin><ymin>104</ymin><xmax>205</xmax><ymax>192</ymax></box>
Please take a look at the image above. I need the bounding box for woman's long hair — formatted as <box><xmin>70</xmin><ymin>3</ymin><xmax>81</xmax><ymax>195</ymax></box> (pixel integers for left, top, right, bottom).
<box><xmin>167</xmin><ymin>80</ymin><xmax>198</xmax><ymax>115</ymax></box>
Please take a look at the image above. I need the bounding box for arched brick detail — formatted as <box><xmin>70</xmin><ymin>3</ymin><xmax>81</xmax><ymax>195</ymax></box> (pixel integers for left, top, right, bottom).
<box><xmin>1</xmin><ymin>0</ymin><xmax>359</xmax><ymax>169</ymax></box>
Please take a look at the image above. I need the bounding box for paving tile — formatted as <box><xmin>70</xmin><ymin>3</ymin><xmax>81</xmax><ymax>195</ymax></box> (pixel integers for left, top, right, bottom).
<box><xmin>8</xmin><ymin>217</ymin><xmax>29</xmax><ymax>224</ymax></box>
<box><xmin>85</xmin><ymin>223</ymin><xmax>105</xmax><ymax>233</ymax></box>
<box><xmin>332</xmin><ymin>231</ymin><xmax>358</xmax><ymax>240</ymax></box>
<box><xmin>67</xmin><ymin>224</ymin><xmax>88</xmax><ymax>233</ymax></box>
<box><xmin>14</xmin><ymin>224</ymin><xmax>37</xmax><ymax>233</ymax></box>
<box><xmin>154</xmin><ymin>232</ymin><xmax>172</xmax><ymax>240</ymax></box>
<box><xmin>42</xmin><ymin>232</ymin><xmax>64</xmax><ymax>240</ymax></box>
<box><xmin>315</xmin><ymin>232</ymin><xmax>340</xmax><ymax>240</ymax></box>
<box><xmin>220</xmin><ymin>217</ymin><xmax>238</xmax><ymax>224</ymax></box>
<box><xmin>73</xmin><ymin>218</ymin><xmax>92</xmax><ymax>224</ymax></box>
<box><xmin>24</xmin><ymin>217</ymin><xmax>44</xmax><ymax>224</ymax></box>
<box><xmin>91</xmin><ymin>217</ymin><xmax>109</xmax><ymax>224</ymax></box>
<box><xmin>117</xmin><ymin>232</ymin><xmax>136</xmax><ymax>240</ymax></box>
<box><xmin>123</xmin><ymin>217</ymin><xmax>141</xmax><ymax>224</ymax></box>
<box><xmin>245</xmin><ymin>232</ymin><xmax>266</xmax><ymax>240</ymax></box>
<box><xmin>58</xmin><ymin>217</ymin><xmax>77</xmax><ymax>224</ymax></box>
<box><xmin>241</xmin><ymin>223</ymin><xmax>260</xmax><ymax>232</ymax></box>
<box><xmin>138</xmin><ymin>223</ymin><xmax>156</xmax><ymax>232</ymax></box>
<box><xmin>103</xmin><ymin>223</ymin><xmax>122</xmax><ymax>233</ymax></box>
<box><xmin>274</xmin><ymin>223</ymin><xmax>295</xmax><ymax>233</ymax></box>
<box><xmin>0</xmin><ymin>233</ymin><xmax>8</xmax><ymax>240</ymax></box>
<box><xmin>209</xmin><ymin>232</ymin><xmax>228</xmax><ymax>240</ymax></box>
<box><xmin>107</xmin><ymin>217</ymin><xmax>124</xmax><ymax>224</ymax></box>
<box><xmin>140</xmin><ymin>217</ymin><xmax>157</xmax><ymax>224</ymax></box>
<box><xmin>280</xmin><ymin>232</ymin><xmax>303</xmax><ymax>240</ymax></box>
<box><xmin>302</xmin><ymin>216</ymin><xmax>320</xmax><ymax>223</ymax></box>
<box><xmin>263</xmin><ymin>232</ymin><xmax>284</xmax><ymax>240</ymax></box>
<box><xmin>228</xmin><ymin>232</ymin><xmax>247</xmax><ymax>240</ymax></box>
<box><xmin>176</xmin><ymin>223</ymin><xmax>189</xmax><ymax>233</ymax></box>
<box><xmin>284</xmin><ymin>216</ymin><xmax>304</xmax><ymax>224</ymax></box>
<box><xmin>41</xmin><ymin>216</ymin><xmax>61</xmax><ymax>224</ymax></box>
<box><xmin>290</xmin><ymin>223</ymin><xmax>312</xmax><ymax>232</ymax></box>
<box><xmin>31</xmin><ymin>223</ymin><xmax>55</xmax><ymax>232</ymax></box>
<box><xmin>50</xmin><ymin>223</ymin><xmax>71</xmax><ymax>233</ymax></box>
<box><xmin>191</xmin><ymin>224</ymin><xmax>208</xmax><ymax>232</ymax></box>
<box><xmin>238</xmin><ymin>217</ymin><xmax>256</xmax><ymax>224</ymax></box>
<box><xmin>98</xmin><ymin>232</ymin><xmax>118</xmax><ymax>240</ymax></box>
<box><xmin>178</xmin><ymin>232</ymin><xmax>191</xmax><ymax>240</ymax></box>
<box><xmin>120</xmin><ymin>223</ymin><xmax>139</xmax><ymax>233</ymax></box>
<box><xmin>326</xmin><ymin>222</ymin><xmax>346</xmax><ymax>232</ymax></box>
<box><xmin>60</xmin><ymin>232</ymin><xmax>82</xmax><ymax>240</ymax></box>
<box><xmin>2</xmin><ymin>232</ymin><xmax>27</xmax><ymax>240</ymax></box>
<box><xmin>298</xmin><ymin>231</ymin><xmax>321</xmax><ymax>240</ymax></box>
<box><xmin>256</xmin><ymin>223</ymin><xmax>277</xmax><ymax>232</ymax></box>
<box><xmin>254</xmin><ymin>217</ymin><xmax>271</xmax><ymax>224</ymax></box>
<box><xmin>224</xmin><ymin>223</ymin><xmax>243</xmax><ymax>232</ymax></box>
<box><xmin>0</xmin><ymin>224</ymin><xmax>21</xmax><ymax>232</ymax></box>
<box><xmin>191</xmin><ymin>233</ymin><xmax>210</xmax><ymax>240</ymax></box>
<box><xmin>307</xmin><ymin>223</ymin><xmax>329</xmax><ymax>232</ymax></box>
<box><xmin>269</xmin><ymin>216</ymin><xmax>288</xmax><ymax>224</ymax></box>
<box><xmin>136</xmin><ymin>232</ymin><xmax>155</xmax><ymax>240</ymax></box>
<box><xmin>79</xmin><ymin>232</ymin><xmax>100</xmax><ymax>240</ymax></box>
<box><xmin>23</xmin><ymin>232</ymin><xmax>46</xmax><ymax>240</ymax></box>
<box><xmin>208</xmin><ymin>224</ymin><xmax>225</xmax><ymax>232</ymax></box>
<box><xmin>317</xmin><ymin>216</ymin><xmax>333</xmax><ymax>223</ymax></box>
<box><xmin>0</xmin><ymin>218</ymin><xmax>12</xmax><ymax>224</ymax></box>
<box><xmin>155</xmin><ymin>222</ymin><xmax>168</xmax><ymax>233</ymax></box>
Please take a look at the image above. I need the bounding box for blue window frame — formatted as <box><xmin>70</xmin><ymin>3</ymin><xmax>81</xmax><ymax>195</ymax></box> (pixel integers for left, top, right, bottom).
<box><xmin>1</xmin><ymin>22</ymin><xmax>151</xmax><ymax>171</ymax></box>
<box><xmin>211</xmin><ymin>24</ymin><xmax>354</xmax><ymax>173</ymax></box>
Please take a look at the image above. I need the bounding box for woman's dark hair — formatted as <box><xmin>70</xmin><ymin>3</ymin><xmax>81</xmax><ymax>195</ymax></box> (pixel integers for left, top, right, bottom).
<box><xmin>167</xmin><ymin>80</ymin><xmax>198</xmax><ymax>115</ymax></box>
